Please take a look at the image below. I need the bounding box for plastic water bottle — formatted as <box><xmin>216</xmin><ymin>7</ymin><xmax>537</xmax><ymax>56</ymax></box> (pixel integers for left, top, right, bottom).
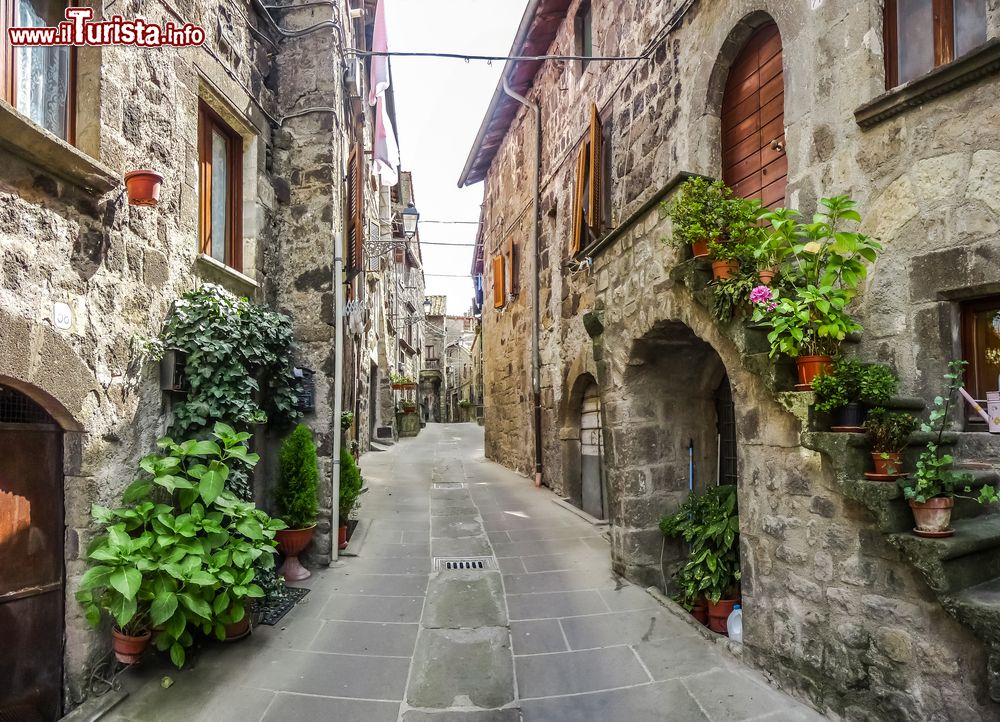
<box><xmin>727</xmin><ymin>604</ymin><xmax>743</xmax><ymax>642</ymax></box>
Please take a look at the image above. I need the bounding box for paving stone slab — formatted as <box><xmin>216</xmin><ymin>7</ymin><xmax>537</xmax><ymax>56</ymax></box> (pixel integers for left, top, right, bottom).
<box><xmin>502</xmin><ymin>569</ymin><xmax>619</xmax><ymax>594</ymax></box>
<box><xmin>423</xmin><ymin>571</ymin><xmax>507</xmax><ymax>628</ymax></box>
<box><xmin>506</xmin><ymin>590</ymin><xmax>609</xmax><ymax>620</ymax></box>
<box><xmin>509</xmin><ymin>619</ymin><xmax>569</xmax><ymax>655</ymax></box>
<box><xmin>320</xmin><ymin>593</ymin><xmax>425</xmax><ymax>623</ymax></box>
<box><xmin>343</xmin><ymin>556</ymin><xmax>432</xmax><ymax>574</ymax></box>
<box><xmin>310</xmin><ymin>620</ymin><xmax>420</xmax><ymax>657</ymax></box>
<box><xmin>262</xmin><ymin>692</ymin><xmax>399</xmax><ymax>722</ymax></box>
<box><xmin>598</xmin><ymin>585</ymin><xmax>663</xmax><ymax>612</ymax></box>
<box><xmin>519</xmin><ymin>680</ymin><xmax>710</xmax><ymax>722</ymax></box>
<box><xmin>432</xmin><ymin>516</ymin><xmax>486</xmax><ymax>538</ymax></box>
<box><xmin>520</xmin><ymin>551</ymin><xmax>610</xmax><ymax>573</ymax></box>
<box><xmin>497</xmin><ymin>557</ymin><xmax>526</xmax><ymax>574</ymax></box>
<box><xmin>515</xmin><ymin>646</ymin><xmax>651</xmax><ymax>699</ymax></box>
<box><xmin>633</xmin><ymin>636</ymin><xmax>729</xmax><ymax>681</ymax></box>
<box><xmin>363</xmin><ymin>542</ymin><xmax>432</xmax><ymax>558</ymax></box>
<box><xmin>431</xmin><ymin>536</ymin><xmax>494</xmax><ymax>558</ymax></box>
<box><xmin>559</xmin><ymin>609</ymin><xmax>679</xmax><ymax>650</ymax></box>
<box><xmin>244</xmin><ymin>649</ymin><xmax>410</xmax><ymax>700</ymax></box>
<box><xmin>325</xmin><ymin>572</ymin><xmax>429</xmax><ymax>596</ymax></box>
<box><xmin>681</xmin><ymin>668</ymin><xmax>821</xmax><ymax>721</ymax></box>
<box><xmin>406</xmin><ymin>627</ymin><xmax>515</xmax><ymax>709</ymax></box>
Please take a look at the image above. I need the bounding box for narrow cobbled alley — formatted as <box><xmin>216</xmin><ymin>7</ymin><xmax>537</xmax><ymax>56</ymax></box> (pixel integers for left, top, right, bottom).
<box><xmin>108</xmin><ymin>424</ymin><xmax>822</xmax><ymax>722</ymax></box>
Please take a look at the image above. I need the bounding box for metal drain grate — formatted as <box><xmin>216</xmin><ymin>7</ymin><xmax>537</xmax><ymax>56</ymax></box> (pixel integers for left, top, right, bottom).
<box><xmin>433</xmin><ymin>556</ymin><xmax>497</xmax><ymax>571</ymax></box>
<box><xmin>433</xmin><ymin>482</ymin><xmax>466</xmax><ymax>490</ymax></box>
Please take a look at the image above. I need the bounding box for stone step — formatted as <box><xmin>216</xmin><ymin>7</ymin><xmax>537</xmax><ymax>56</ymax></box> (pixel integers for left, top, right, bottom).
<box><xmin>889</xmin><ymin>515</ymin><xmax>1000</xmax><ymax>595</ymax></box>
<box><xmin>945</xmin><ymin>577</ymin><xmax>1000</xmax><ymax>645</ymax></box>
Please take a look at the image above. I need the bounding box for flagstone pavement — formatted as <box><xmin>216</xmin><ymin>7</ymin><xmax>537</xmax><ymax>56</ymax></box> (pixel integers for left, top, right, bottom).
<box><xmin>105</xmin><ymin>423</ymin><xmax>826</xmax><ymax>722</ymax></box>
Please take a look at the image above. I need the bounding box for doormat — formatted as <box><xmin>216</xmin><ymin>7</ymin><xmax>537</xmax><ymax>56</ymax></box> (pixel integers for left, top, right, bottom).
<box><xmin>258</xmin><ymin>586</ymin><xmax>310</xmax><ymax>626</ymax></box>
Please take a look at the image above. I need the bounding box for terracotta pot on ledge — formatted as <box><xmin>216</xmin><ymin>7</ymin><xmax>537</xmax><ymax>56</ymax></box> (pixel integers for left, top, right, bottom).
<box><xmin>690</xmin><ymin>239</ymin><xmax>711</xmax><ymax>259</ymax></box>
<box><xmin>124</xmin><ymin>170</ymin><xmax>163</xmax><ymax>206</ymax></box>
<box><xmin>711</xmin><ymin>260</ymin><xmax>740</xmax><ymax>281</ymax></box>
<box><xmin>795</xmin><ymin>355</ymin><xmax>833</xmax><ymax>391</ymax></box>
<box><xmin>910</xmin><ymin>497</ymin><xmax>954</xmax><ymax>538</ymax></box>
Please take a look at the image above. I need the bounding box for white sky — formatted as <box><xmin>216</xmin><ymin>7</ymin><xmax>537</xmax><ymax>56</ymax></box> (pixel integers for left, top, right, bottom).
<box><xmin>386</xmin><ymin>0</ymin><xmax>526</xmax><ymax>316</ymax></box>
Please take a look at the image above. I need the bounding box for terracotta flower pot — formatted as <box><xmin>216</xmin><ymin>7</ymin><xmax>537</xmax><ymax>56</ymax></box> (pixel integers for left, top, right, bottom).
<box><xmin>707</xmin><ymin>598</ymin><xmax>739</xmax><ymax>635</ymax></box>
<box><xmin>795</xmin><ymin>355</ymin><xmax>833</xmax><ymax>390</ymax></box>
<box><xmin>909</xmin><ymin>497</ymin><xmax>954</xmax><ymax>537</ymax></box>
<box><xmin>112</xmin><ymin>628</ymin><xmax>151</xmax><ymax>665</ymax></box>
<box><xmin>758</xmin><ymin>269</ymin><xmax>777</xmax><ymax>286</ymax></box>
<box><xmin>275</xmin><ymin>525</ymin><xmax>316</xmax><ymax>582</ymax></box>
<box><xmin>872</xmin><ymin>452</ymin><xmax>904</xmax><ymax>476</ymax></box>
<box><xmin>124</xmin><ymin>170</ymin><xmax>163</xmax><ymax>207</ymax></box>
<box><xmin>339</xmin><ymin>524</ymin><xmax>348</xmax><ymax>550</ymax></box>
<box><xmin>690</xmin><ymin>239</ymin><xmax>711</xmax><ymax>259</ymax></box>
<box><xmin>711</xmin><ymin>260</ymin><xmax>740</xmax><ymax>281</ymax></box>
<box><xmin>691</xmin><ymin>601</ymin><xmax>708</xmax><ymax>626</ymax></box>
<box><xmin>224</xmin><ymin>613</ymin><xmax>251</xmax><ymax>642</ymax></box>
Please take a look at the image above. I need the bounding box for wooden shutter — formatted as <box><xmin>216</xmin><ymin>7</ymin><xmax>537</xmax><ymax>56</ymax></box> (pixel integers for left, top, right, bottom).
<box><xmin>506</xmin><ymin>237</ymin><xmax>519</xmax><ymax>296</ymax></box>
<box><xmin>346</xmin><ymin>143</ymin><xmax>365</xmax><ymax>276</ymax></box>
<box><xmin>588</xmin><ymin>103</ymin><xmax>603</xmax><ymax>234</ymax></box>
<box><xmin>571</xmin><ymin>140</ymin><xmax>588</xmax><ymax>255</ymax></box>
<box><xmin>492</xmin><ymin>255</ymin><xmax>505</xmax><ymax>309</ymax></box>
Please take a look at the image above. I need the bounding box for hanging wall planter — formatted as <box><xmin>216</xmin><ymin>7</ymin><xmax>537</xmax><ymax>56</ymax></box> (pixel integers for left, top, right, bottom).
<box><xmin>757</xmin><ymin>269</ymin><xmax>777</xmax><ymax>286</ymax></box>
<box><xmin>124</xmin><ymin>170</ymin><xmax>164</xmax><ymax>207</ymax></box>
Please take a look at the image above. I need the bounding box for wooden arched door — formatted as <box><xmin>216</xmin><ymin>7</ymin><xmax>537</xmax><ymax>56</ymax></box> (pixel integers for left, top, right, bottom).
<box><xmin>722</xmin><ymin>22</ymin><xmax>787</xmax><ymax>208</ymax></box>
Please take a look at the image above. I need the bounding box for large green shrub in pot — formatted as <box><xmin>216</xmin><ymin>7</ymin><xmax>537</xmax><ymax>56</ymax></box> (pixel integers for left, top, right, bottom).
<box><xmin>660</xmin><ymin>485</ymin><xmax>740</xmax><ymax>605</ymax></box>
<box><xmin>276</xmin><ymin>424</ymin><xmax>319</xmax><ymax>530</ymax></box>
<box><xmin>76</xmin><ymin>423</ymin><xmax>285</xmax><ymax>668</ymax></box>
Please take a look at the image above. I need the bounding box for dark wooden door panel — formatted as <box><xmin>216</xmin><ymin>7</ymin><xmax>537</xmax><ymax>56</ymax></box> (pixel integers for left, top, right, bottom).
<box><xmin>1</xmin><ymin>426</ymin><xmax>64</xmax><ymax>721</ymax></box>
<box><xmin>722</xmin><ymin>23</ymin><xmax>786</xmax><ymax>208</ymax></box>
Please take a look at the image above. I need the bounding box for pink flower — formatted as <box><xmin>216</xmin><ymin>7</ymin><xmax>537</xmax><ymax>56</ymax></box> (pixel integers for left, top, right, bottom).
<box><xmin>749</xmin><ymin>285</ymin><xmax>773</xmax><ymax>305</ymax></box>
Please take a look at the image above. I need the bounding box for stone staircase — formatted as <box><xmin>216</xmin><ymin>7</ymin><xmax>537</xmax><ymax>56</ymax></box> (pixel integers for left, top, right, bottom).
<box><xmin>674</xmin><ymin>257</ymin><xmax>1000</xmax><ymax>700</ymax></box>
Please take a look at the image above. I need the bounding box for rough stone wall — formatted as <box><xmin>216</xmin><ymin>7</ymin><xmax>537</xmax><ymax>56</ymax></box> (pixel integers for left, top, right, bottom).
<box><xmin>474</xmin><ymin>0</ymin><xmax>1000</xmax><ymax>718</ymax></box>
<box><xmin>0</xmin><ymin>0</ymin><xmax>373</xmax><ymax>709</ymax></box>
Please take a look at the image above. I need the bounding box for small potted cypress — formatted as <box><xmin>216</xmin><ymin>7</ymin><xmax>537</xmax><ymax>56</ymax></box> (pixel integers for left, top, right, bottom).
<box><xmin>339</xmin><ymin>448</ymin><xmax>364</xmax><ymax>549</ymax></box>
<box><xmin>274</xmin><ymin>424</ymin><xmax>319</xmax><ymax>582</ymax></box>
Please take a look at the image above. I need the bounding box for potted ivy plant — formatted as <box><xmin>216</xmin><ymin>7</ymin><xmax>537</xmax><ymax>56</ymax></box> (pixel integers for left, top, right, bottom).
<box><xmin>666</xmin><ymin>178</ymin><xmax>732</xmax><ymax>258</ymax></box>
<box><xmin>339</xmin><ymin>447</ymin><xmax>364</xmax><ymax>549</ymax></box>
<box><xmin>274</xmin><ymin>424</ymin><xmax>319</xmax><ymax>582</ymax></box>
<box><xmin>751</xmin><ymin>197</ymin><xmax>881</xmax><ymax>390</ymax></box>
<box><xmin>660</xmin><ymin>485</ymin><xmax>740</xmax><ymax>634</ymax></box>
<box><xmin>899</xmin><ymin>362</ymin><xmax>973</xmax><ymax>537</ymax></box>
<box><xmin>812</xmin><ymin>359</ymin><xmax>897</xmax><ymax>430</ymax></box>
<box><xmin>864</xmin><ymin>407</ymin><xmax>917</xmax><ymax>479</ymax></box>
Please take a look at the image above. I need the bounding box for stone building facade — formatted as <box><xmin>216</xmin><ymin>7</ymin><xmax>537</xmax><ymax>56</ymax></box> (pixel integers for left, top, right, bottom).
<box><xmin>0</xmin><ymin>0</ymin><xmax>402</xmax><ymax>716</ymax></box>
<box><xmin>463</xmin><ymin>0</ymin><xmax>1000</xmax><ymax>719</ymax></box>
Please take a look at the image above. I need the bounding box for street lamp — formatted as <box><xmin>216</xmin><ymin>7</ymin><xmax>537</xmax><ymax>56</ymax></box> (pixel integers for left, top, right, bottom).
<box><xmin>402</xmin><ymin>202</ymin><xmax>420</xmax><ymax>239</ymax></box>
<box><xmin>423</xmin><ymin>298</ymin><xmax>432</xmax><ymax>316</ymax></box>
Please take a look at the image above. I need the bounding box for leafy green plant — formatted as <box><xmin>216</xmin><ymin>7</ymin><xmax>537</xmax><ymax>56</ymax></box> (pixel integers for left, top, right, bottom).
<box><xmin>660</xmin><ymin>485</ymin><xmax>740</xmax><ymax>605</ymax></box>
<box><xmin>865</xmin><ymin>407</ymin><xmax>917</xmax><ymax>455</ymax></box>
<box><xmin>390</xmin><ymin>373</ymin><xmax>415</xmax><ymax>385</ymax></box>
<box><xmin>665</xmin><ymin>178</ymin><xmax>732</xmax><ymax>247</ymax></box>
<box><xmin>275</xmin><ymin>424</ymin><xmax>319</xmax><ymax>530</ymax></box>
<box><xmin>899</xmin><ymin>362</ymin><xmax>974</xmax><ymax>503</ymax></box>
<box><xmin>339</xmin><ymin>448</ymin><xmax>364</xmax><ymax>526</ymax></box>
<box><xmin>751</xmin><ymin>196</ymin><xmax>881</xmax><ymax>359</ymax></box>
<box><xmin>811</xmin><ymin>359</ymin><xmax>898</xmax><ymax>413</ymax></box>
<box><xmin>149</xmin><ymin>284</ymin><xmax>300</xmax><ymax>501</ymax></box>
<box><xmin>341</xmin><ymin>411</ymin><xmax>355</xmax><ymax>430</ymax></box>
<box><xmin>711</xmin><ymin>273</ymin><xmax>756</xmax><ymax>323</ymax></box>
<box><xmin>76</xmin><ymin>423</ymin><xmax>285</xmax><ymax>668</ymax></box>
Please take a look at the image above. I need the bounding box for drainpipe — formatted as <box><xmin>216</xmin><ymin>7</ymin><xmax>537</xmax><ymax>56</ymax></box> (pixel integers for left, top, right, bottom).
<box><xmin>501</xmin><ymin>74</ymin><xmax>543</xmax><ymax>488</ymax></box>
<box><xmin>331</xmin><ymin>235</ymin><xmax>345</xmax><ymax>563</ymax></box>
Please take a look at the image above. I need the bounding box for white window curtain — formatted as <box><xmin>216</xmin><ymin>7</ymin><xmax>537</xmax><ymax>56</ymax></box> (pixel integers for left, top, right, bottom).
<box><xmin>15</xmin><ymin>0</ymin><xmax>70</xmax><ymax>139</ymax></box>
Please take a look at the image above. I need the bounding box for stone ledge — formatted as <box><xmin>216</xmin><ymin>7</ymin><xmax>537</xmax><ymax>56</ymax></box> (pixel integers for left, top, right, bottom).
<box><xmin>855</xmin><ymin>39</ymin><xmax>1000</xmax><ymax>129</ymax></box>
<box><xmin>194</xmin><ymin>254</ymin><xmax>260</xmax><ymax>296</ymax></box>
<box><xmin>0</xmin><ymin>99</ymin><xmax>118</xmax><ymax>194</ymax></box>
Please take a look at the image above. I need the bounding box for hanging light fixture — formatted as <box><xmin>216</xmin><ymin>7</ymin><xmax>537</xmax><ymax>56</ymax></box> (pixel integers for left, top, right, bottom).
<box><xmin>423</xmin><ymin>297</ymin><xmax>432</xmax><ymax>316</ymax></box>
<box><xmin>402</xmin><ymin>202</ymin><xmax>420</xmax><ymax>239</ymax></box>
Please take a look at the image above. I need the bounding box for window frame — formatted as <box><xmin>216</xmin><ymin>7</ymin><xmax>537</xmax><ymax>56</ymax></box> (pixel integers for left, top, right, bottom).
<box><xmin>884</xmin><ymin>0</ymin><xmax>985</xmax><ymax>88</ymax></box>
<box><xmin>574</xmin><ymin>0</ymin><xmax>593</xmax><ymax>74</ymax></box>
<box><xmin>1</xmin><ymin>0</ymin><xmax>77</xmax><ymax>143</ymax></box>
<box><xmin>571</xmin><ymin>103</ymin><xmax>606</xmax><ymax>256</ymax></box>
<box><xmin>198</xmin><ymin>100</ymin><xmax>244</xmax><ymax>273</ymax></box>
<box><xmin>960</xmin><ymin>297</ymin><xmax>1000</xmax><ymax>428</ymax></box>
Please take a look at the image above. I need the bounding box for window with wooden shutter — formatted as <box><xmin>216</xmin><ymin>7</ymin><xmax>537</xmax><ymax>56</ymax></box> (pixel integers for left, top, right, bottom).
<box><xmin>571</xmin><ymin>103</ymin><xmax>606</xmax><ymax>257</ymax></box>
<box><xmin>506</xmin><ymin>237</ymin><xmax>519</xmax><ymax>297</ymax></box>
<box><xmin>199</xmin><ymin>101</ymin><xmax>244</xmax><ymax>272</ymax></box>
<box><xmin>491</xmin><ymin>254</ymin><xmax>505</xmax><ymax>309</ymax></box>
<box><xmin>346</xmin><ymin>143</ymin><xmax>365</xmax><ymax>278</ymax></box>
<box><xmin>884</xmin><ymin>0</ymin><xmax>986</xmax><ymax>88</ymax></box>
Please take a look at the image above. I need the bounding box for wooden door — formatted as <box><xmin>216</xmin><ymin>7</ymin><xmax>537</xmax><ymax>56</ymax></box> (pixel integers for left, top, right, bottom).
<box><xmin>580</xmin><ymin>383</ymin><xmax>606</xmax><ymax>520</ymax></box>
<box><xmin>0</xmin><ymin>389</ymin><xmax>64</xmax><ymax>722</ymax></box>
<box><xmin>722</xmin><ymin>23</ymin><xmax>787</xmax><ymax>208</ymax></box>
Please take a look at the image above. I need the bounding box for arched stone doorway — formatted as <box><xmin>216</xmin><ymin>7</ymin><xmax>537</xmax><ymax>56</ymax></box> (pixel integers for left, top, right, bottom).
<box><xmin>721</xmin><ymin>20</ymin><xmax>786</xmax><ymax>208</ymax></box>
<box><xmin>0</xmin><ymin>384</ymin><xmax>65</xmax><ymax>722</ymax></box>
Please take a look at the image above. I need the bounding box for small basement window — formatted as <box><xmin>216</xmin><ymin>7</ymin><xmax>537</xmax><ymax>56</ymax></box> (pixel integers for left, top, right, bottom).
<box><xmin>960</xmin><ymin>297</ymin><xmax>1000</xmax><ymax>427</ymax></box>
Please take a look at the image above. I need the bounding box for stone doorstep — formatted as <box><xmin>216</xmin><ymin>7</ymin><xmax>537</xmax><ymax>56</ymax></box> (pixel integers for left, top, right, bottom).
<box><xmin>58</xmin><ymin>689</ymin><xmax>128</xmax><ymax>722</ymax></box>
<box><xmin>339</xmin><ymin>517</ymin><xmax>372</xmax><ymax>557</ymax></box>
<box><xmin>550</xmin><ymin>496</ymin><xmax>611</xmax><ymax>527</ymax></box>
